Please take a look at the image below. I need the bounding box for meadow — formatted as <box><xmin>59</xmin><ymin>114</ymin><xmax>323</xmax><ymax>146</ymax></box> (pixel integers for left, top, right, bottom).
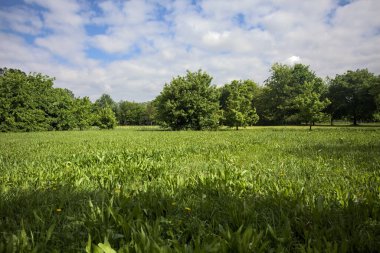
<box><xmin>0</xmin><ymin>126</ymin><xmax>379</xmax><ymax>252</ymax></box>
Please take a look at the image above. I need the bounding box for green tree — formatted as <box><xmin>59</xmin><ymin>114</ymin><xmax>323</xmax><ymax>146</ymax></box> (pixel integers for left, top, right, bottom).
<box><xmin>73</xmin><ymin>97</ymin><xmax>94</xmax><ymax>130</ymax></box>
<box><xmin>327</xmin><ymin>69</ymin><xmax>378</xmax><ymax>125</ymax></box>
<box><xmin>95</xmin><ymin>105</ymin><xmax>117</xmax><ymax>129</ymax></box>
<box><xmin>95</xmin><ymin>93</ymin><xmax>118</xmax><ymax>116</ymax></box>
<box><xmin>143</xmin><ymin>101</ymin><xmax>156</xmax><ymax>125</ymax></box>
<box><xmin>155</xmin><ymin>70</ymin><xmax>221</xmax><ymax>130</ymax></box>
<box><xmin>48</xmin><ymin>88</ymin><xmax>77</xmax><ymax>130</ymax></box>
<box><xmin>262</xmin><ymin>63</ymin><xmax>325</xmax><ymax>124</ymax></box>
<box><xmin>0</xmin><ymin>68</ymin><xmax>54</xmax><ymax>131</ymax></box>
<box><xmin>293</xmin><ymin>81</ymin><xmax>330</xmax><ymax>130</ymax></box>
<box><xmin>220</xmin><ymin>80</ymin><xmax>259</xmax><ymax>130</ymax></box>
<box><xmin>118</xmin><ymin>101</ymin><xmax>146</xmax><ymax>125</ymax></box>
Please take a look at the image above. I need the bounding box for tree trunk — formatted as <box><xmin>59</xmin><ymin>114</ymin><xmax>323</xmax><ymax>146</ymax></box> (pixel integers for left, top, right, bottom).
<box><xmin>309</xmin><ymin>123</ymin><xmax>312</xmax><ymax>131</ymax></box>
<box><xmin>353</xmin><ymin>115</ymin><xmax>357</xmax><ymax>126</ymax></box>
<box><xmin>236</xmin><ymin>125</ymin><xmax>239</xmax><ymax>130</ymax></box>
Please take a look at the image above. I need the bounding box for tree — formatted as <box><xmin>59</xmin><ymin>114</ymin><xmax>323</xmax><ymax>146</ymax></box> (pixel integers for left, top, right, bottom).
<box><xmin>73</xmin><ymin>97</ymin><xmax>94</xmax><ymax>130</ymax></box>
<box><xmin>117</xmin><ymin>101</ymin><xmax>146</xmax><ymax>125</ymax></box>
<box><xmin>95</xmin><ymin>105</ymin><xmax>117</xmax><ymax>129</ymax></box>
<box><xmin>95</xmin><ymin>93</ymin><xmax>117</xmax><ymax>115</ymax></box>
<box><xmin>0</xmin><ymin>68</ymin><xmax>54</xmax><ymax>131</ymax></box>
<box><xmin>220</xmin><ymin>80</ymin><xmax>259</xmax><ymax>130</ymax></box>
<box><xmin>293</xmin><ymin>81</ymin><xmax>330</xmax><ymax>130</ymax></box>
<box><xmin>327</xmin><ymin>69</ymin><xmax>378</xmax><ymax>125</ymax></box>
<box><xmin>262</xmin><ymin>63</ymin><xmax>325</xmax><ymax>124</ymax></box>
<box><xmin>48</xmin><ymin>88</ymin><xmax>77</xmax><ymax>130</ymax></box>
<box><xmin>143</xmin><ymin>101</ymin><xmax>156</xmax><ymax>125</ymax></box>
<box><xmin>155</xmin><ymin>70</ymin><xmax>221</xmax><ymax>130</ymax></box>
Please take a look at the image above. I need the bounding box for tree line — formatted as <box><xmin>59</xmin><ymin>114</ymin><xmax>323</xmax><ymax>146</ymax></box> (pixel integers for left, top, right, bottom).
<box><xmin>0</xmin><ymin>64</ymin><xmax>379</xmax><ymax>132</ymax></box>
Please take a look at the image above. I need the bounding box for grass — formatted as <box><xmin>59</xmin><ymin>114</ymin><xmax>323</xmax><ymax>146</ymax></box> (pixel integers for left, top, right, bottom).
<box><xmin>0</xmin><ymin>126</ymin><xmax>379</xmax><ymax>252</ymax></box>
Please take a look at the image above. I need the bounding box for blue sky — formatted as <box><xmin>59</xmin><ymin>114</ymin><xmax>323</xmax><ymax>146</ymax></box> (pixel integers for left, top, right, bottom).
<box><xmin>1</xmin><ymin>0</ymin><xmax>379</xmax><ymax>102</ymax></box>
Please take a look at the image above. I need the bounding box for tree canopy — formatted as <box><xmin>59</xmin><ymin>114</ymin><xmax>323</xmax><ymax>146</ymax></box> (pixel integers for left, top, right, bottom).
<box><xmin>155</xmin><ymin>70</ymin><xmax>221</xmax><ymax>130</ymax></box>
<box><xmin>260</xmin><ymin>63</ymin><xmax>325</xmax><ymax>124</ymax></box>
<box><xmin>327</xmin><ymin>69</ymin><xmax>379</xmax><ymax>125</ymax></box>
<box><xmin>1</xmin><ymin>65</ymin><xmax>379</xmax><ymax>132</ymax></box>
<box><xmin>220</xmin><ymin>80</ymin><xmax>259</xmax><ymax>130</ymax></box>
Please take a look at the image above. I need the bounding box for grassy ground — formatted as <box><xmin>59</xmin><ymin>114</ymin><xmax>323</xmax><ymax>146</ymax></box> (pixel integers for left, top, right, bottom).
<box><xmin>0</xmin><ymin>126</ymin><xmax>379</xmax><ymax>252</ymax></box>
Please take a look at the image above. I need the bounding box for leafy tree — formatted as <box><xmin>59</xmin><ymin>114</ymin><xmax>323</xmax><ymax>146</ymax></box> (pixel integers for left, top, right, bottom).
<box><xmin>143</xmin><ymin>101</ymin><xmax>156</xmax><ymax>125</ymax></box>
<box><xmin>220</xmin><ymin>80</ymin><xmax>259</xmax><ymax>130</ymax></box>
<box><xmin>0</xmin><ymin>69</ymin><xmax>54</xmax><ymax>131</ymax></box>
<box><xmin>95</xmin><ymin>105</ymin><xmax>117</xmax><ymax>129</ymax></box>
<box><xmin>293</xmin><ymin>81</ymin><xmax>330</xmax><ymax>130</ymax></box>
<box><xmin>48</xmin><ymin>88</ymin><xmax>77</xmax><ymax>130</ymax></box>
<box><xmin>327</xmin><ymin>69</ymin><xmax>378</xmax><ymax>125</ymax></box>
<box><xmin>95</xmin><ymin>93</ymin><xmax>118</xmax><ymax>116</ymax></box>
<box><xmin>155</xmin><ymin>70</ymin><xmax>221</xmax><ymax>130</ymax></box>
<box><xmin>262</xmin><ymin>63</ymin><xmax>325</xmax><ymax>124</ymax></box>
<box><xmin>118</xmin><ymin>101</ymin><xmax>146</xmax><ymax>125</ymax></box>
<box><xmin>73</xmin><ymin>97</ymin><xmax>94</xmax><ymax>130</ymax></box>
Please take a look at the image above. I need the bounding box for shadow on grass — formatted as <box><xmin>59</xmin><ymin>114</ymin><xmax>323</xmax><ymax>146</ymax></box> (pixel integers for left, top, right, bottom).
<box><xmin>0</xmin><ymin>186</ymin><xmax>105</xmax><ymax>252</ymax></box>
<box><xmin>1</xmin><ymin>180</ymin><xmax>379</xmax><ymax>252</ymax></box>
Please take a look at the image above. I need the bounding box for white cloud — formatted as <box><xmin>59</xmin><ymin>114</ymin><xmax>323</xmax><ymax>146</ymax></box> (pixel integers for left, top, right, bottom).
<box><xmin>0</xmin><ymin>6</ymin><xmax>43</xmax><ymax>35</ymax></box>
<box><xmin>0</xmin><ymin>0</ymin><xmax>379</xmax><ymax>102</ymax></box>
<box><xmin>286</xmin><ymin>56</ymin><xmax>301</xmax><ymax>65</ymax></box>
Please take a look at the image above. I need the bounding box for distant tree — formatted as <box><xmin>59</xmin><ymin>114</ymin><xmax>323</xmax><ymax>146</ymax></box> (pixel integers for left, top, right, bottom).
<box><xmin>155</xmin><ymin>70</ymin><xmax>221</xmax><ymax>130</ymax></box>
<box><xmin>48</xmin><ymin>88</ymin><xmax>77</xmax><ymax>130</ymax></box>
<box><xmin>220</xmin><ymin>80</ymin><xmax>259</xmax><ymax>130</ymax></box>
<box><xmin>327</xmin><ymin>69</ymin><xmax>378</xmax><ymax>125</ymax></box>
<box><xmin>95</xmin><ymin>93</ymin><xmax>117</xmax><ymax>115</ymax></box>
<box><xmin>73</xmin><ymin>97</ymin><xmax>94</xmax><ymax>130</ymax></box>
<box><xmin>95</xmin><ymin>105</ymin><xmax>117</xmax><ymax>129</ymax></box>
<box><xmin>143</xmin><ymin>101</ymin><xmax>156</xmax><ymax>125</ymax></box>
<box><xmin>262</xmin><ymin>63</ymin><xmax>325</xmax><ymax>124</ymax></box>
<box><xmin>293</xmin><ymin>81</ymin><xmax>330</xmax><ymax>130</ymax></box>
<box><xmin>369</xmin><ymin>75</ymin><xmax>380</xmax><ymax>121</ymax></box>
<box><xmin>0</xmin><ymin>69</ymin><xmax>54</xmax><ymax>131</ymax></box>
<box><xmin>118</xmin><ymin>101</ymin><xmax>146</xmax><ymax>125</ymax></box>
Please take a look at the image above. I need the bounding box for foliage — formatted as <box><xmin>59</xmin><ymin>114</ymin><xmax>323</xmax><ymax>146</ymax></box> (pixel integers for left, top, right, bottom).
<box><xmin>220</xmin><ymin>80</ymin><xmax>259</xmax><ymax>129</ymax></box>
<box><xmin>155</xmin><ymin>70</ymin><xmax>221</xmax><ymax>130</ymax></box>
<box><xmin>327</xmin><ymin>69</ymin><xmax>379</xmax><ymax>125</ymax></box>
<box><xmin>261</xmin><ymin>63</ymin><xmax>326</xmax><ymax>124</ymax></box>
<box><xmin>1</xmin><ymin>66</ymin><xmax>380</xmax><ymax>132</ymax></box>
<box><xmin>95</xmin><ymin>94</ymin><xmax>117</xmax><ymax>112</ymax></box>
<box><xmin>0</xmin><ymin>69</ymin><xmax>52</xmax><ymax>131</ymax></box>
<box><xmin>292</xmin><ymin>81</ymin><xmax>331</xmax><ymax>130</ymax></box>
<box><xmin>94</xmin><ymin>105</ymin><xmax>117</xmax><ymax>129</ymax></box>
<box><xmin>1</xmin><ymin>127</ymin><xmax>379</xmax><ymax>252</ymax></box>
<box><xmin>73</xmin><ymin>97</ymin><xmax>94</xmax><ymax>130</ymax></box>
<box><xmin>0</xmin><ymin>68</ymin><xmax>98</xmax><ymax>132</ymax></box>
<box><xmin>117</xmin><ymin>101</ymin><xmax>145</xmax><ymax>125</ymax></box>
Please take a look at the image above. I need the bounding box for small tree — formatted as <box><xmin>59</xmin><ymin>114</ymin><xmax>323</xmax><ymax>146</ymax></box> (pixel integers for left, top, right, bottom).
<box><xmin>95</xmin><ymin>105</ymin><xmax>117</xmax><ymax>129</ymax></box>
<box><xmin>220</xmin><ymin>80</ymin><xmax>259</xmax><ymax>130</ymax></box>
<box><xmin>155</xmin><ymin>70</ymin><xmax>221</xmax><ymax>130</ymax></box>
<box><xmin>293</xmin><ymin>81</ymin><xmax>330</xmax><ymax>130</ymax></box>
<box><xmin>73</xmin><ymin>97</ymin><xmax>94</xmax><ymax>130</ymax></box>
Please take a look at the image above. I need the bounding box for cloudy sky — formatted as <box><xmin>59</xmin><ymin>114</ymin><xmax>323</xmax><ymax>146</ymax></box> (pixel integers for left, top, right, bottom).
<box><xmin>1</xmin><ymin>0</ymin><xmax>380</xmax><ymax>102</ymax></box>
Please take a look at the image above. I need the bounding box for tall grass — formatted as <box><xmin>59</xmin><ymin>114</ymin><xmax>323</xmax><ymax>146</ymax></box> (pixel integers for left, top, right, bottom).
<box><xmin>0</xmin><ymin>126</ymin><xmax>379</xmax><ymax>252</ymax></box>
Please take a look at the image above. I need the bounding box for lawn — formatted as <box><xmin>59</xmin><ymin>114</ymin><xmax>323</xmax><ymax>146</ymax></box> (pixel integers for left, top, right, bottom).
<box><xmin>0</xmin><ymin>126</ymin><xmax>379</xmax><ymax>252</ymax></box>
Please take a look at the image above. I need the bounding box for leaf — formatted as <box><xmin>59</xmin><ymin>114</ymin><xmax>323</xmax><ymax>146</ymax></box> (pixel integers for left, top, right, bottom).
<box><xmin>85</xmin><ymin>234</ymin><xmax>91</xmax><ymax>253</ymax></box>
<box><xmin>98</xmin><ymin>241</ymin><xmax>116</xmax><ymax>253</ymax></box>
<box><xmin>46</xmin><ymin>223</ymin><xmax>56</xmax><ymax>242</ymax></box>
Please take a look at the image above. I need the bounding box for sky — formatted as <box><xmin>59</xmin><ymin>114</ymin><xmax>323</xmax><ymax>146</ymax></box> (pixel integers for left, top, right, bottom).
<box><xmin>1</xmin><ymin>0</ymin><xmax>380</xmax><ymax>102</ymax></box>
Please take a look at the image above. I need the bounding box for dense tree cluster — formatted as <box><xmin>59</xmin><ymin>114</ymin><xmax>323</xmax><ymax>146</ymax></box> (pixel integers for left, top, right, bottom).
<box><xmin>1</xmin><ymin>64</ymin><xmax>379</xmax><ymax>132</ymax></box>
<box><xmin>0</xmin><ymin>68</ymin><xmax>116</xmax><ymax>131</ymax></box>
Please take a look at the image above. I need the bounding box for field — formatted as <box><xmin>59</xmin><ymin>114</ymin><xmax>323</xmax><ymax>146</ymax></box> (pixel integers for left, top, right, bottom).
<box><xmin>1</xmin><ymin>126</ymin><xmax>380</xmax><ymax>252</ymax></box>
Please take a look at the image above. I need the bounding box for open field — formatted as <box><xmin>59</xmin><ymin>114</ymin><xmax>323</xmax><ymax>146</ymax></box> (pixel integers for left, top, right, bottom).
<box><xmin>1</xmin><ymin>126</ymin><xmax>380</xmax><ymax>252</ymax></box>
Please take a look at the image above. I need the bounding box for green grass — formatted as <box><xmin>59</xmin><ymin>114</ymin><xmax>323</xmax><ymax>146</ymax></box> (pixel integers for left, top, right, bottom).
<box><xmin>1</xmin><ymin>126</ymin><xmax>380</xmax><ymax>252</ymax></box>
